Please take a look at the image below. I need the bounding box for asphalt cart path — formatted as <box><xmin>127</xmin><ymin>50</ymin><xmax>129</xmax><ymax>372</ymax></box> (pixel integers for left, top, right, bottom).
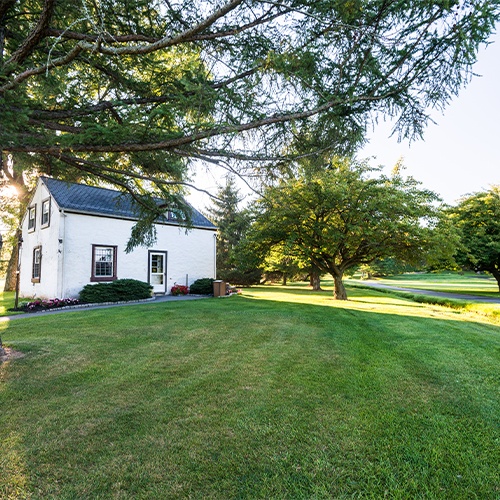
<box><xmin>355</xmin><ymin>281</ymin><xmax>500</xmax><ymax>304</ymax></box>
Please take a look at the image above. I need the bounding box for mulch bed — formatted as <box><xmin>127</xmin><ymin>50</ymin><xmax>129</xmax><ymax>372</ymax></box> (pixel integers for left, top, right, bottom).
<box><xmin>0</xmin><ymin>347</ymin><xmax>25</xmax><ymax>363</ymax></box>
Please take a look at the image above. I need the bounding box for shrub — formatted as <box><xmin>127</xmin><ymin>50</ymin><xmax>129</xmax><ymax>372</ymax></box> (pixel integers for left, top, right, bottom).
<box><xmin>219</xmin><ymin>269</ymin><xmax>261</xmax><ymax>286</ymax></box>
<box><xmin>79</xmin><ymin>279</ymin><xmax>153</xmax><ymax>303</ymax></box>
<box><xmin>171</xmin><ymin>284</ymin><xmax>189</xmax><ymax>296</ymax></box>
<box><xmin>189</xmin><ymin>278</ymin><xmax>214</xmax><ymax>295</ymax></box>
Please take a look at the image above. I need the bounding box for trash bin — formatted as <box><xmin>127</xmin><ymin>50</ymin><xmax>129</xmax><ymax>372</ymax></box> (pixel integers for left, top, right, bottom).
<box><xmin>213</xmin><ymin>280</ymin><xmax>226</xmax><ymax>297</ymax></box>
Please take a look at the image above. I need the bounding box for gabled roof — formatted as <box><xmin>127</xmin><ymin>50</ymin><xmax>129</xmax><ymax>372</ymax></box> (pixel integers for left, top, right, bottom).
<box><xmin>41</xmin><ymin>177</ymin><xmax>216</xmax><ymax>229</ymax></box>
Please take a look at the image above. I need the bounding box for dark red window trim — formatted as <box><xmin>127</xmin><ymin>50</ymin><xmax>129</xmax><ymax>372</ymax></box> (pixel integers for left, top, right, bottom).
<box><xmin>90</xmin><ymin>244</ymin><xmax>118</xmax><ymax>282</ymax></box>
<box><xmin>32</xmin><ymin>245</ymin><xmax>42</xmax><ymax>283</ymax></box>
<box><xmin>41</xmin><ymin>198</ymin><xmax>51</xmax><ymax>228</ymax></box>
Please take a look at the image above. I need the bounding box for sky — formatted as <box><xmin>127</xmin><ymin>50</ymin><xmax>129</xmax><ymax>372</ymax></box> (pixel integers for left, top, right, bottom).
<box><xmin>188</xmin><ymin>30</ymin><xmax>499</xmax><ymax>210</ymax></box>
<box><xmin>359</xmin><ymin>31</ymin><xmax>500</xmax><ymax>205</ymax></box>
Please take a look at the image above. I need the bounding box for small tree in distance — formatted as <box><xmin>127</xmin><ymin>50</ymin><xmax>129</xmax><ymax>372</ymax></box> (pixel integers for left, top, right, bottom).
<box><xmin>250</xmin><ymin>158</ymin><xmax>451</xmax><ymax>300</ymax></box>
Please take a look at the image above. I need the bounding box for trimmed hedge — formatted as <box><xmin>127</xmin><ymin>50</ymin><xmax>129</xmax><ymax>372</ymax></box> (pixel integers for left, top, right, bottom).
<box><xmin>189</xmin><ymin>278</ymin><xmax>214</xmax><ymax>295</ymax></box>
<box><xmin>219</xmin><ymin>269</ymin><xmax>261</xmax><ymax>286</ymax></box>
<box><xmin>79</xmin><ymin>279</ymin><xmax>153</xmax><ymax>303</ymax></box>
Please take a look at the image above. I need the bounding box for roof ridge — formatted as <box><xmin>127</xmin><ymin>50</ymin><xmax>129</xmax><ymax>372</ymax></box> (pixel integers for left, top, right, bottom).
<box><xmin>40</xmin><ymin>176</ymin><xmax>216</xmax><ymax>229</ymax></box>
<box><xmin>42</xmin><ymin>176</ymin><xmax>132</xmax><ymax>196</ymax></box>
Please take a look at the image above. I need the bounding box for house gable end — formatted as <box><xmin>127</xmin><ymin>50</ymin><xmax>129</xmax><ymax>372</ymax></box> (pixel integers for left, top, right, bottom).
<box><xmin>21</xmin><ymin>178</ymin><xmax>60</xmax><ymax>227</ymax></box>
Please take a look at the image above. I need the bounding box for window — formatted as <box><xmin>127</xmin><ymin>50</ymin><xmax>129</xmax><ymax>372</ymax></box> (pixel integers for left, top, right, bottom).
<box><xmin>91</xmin><ymin>245</ymin><xmax>117</xmax><ymax>281</ymax></box>
<box><xmin>168</xmin><ymin>210</ymin><xmax>185</xmax><ymax>222</ymax></box>
<box><xmin>28</xmin><ymin>205</ymin><xmax>36</xmax><ymax>232</ymax></box>
<box><xmin>41</xmin><ymin>198</ymin><xmax>51</xmax><ymax>227</ymax></box>
<box><xmin>32</xmin><ymin>246</ymin><xmax>42</xmax><ymax>283</ymax></box>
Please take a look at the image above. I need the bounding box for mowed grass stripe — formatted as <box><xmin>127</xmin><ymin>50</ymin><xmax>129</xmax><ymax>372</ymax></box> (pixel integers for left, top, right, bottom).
<box><xmin>1</xmin><ymin>287</ymin><xmax>499</xmax><ymax>499</ymax></box>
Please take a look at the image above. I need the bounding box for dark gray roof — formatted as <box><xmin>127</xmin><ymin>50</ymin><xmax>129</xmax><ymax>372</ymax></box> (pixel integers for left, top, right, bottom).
<box><xmin>41</xmin><ymin>177</ymin><xmax>216</xmax><ymax>229</ymax></box>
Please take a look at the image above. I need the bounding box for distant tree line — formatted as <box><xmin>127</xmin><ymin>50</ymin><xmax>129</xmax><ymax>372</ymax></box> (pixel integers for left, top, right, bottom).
<box><xmin>207</xmin><ymin>163</ymin><xmax>500</xmax><ymax>299</ymax></box>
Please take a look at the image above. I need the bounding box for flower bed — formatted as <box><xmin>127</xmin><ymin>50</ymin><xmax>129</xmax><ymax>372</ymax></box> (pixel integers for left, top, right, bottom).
<box><xmin>23</xmin><ymin>298</ymin><xmax>80</xmax><ymax>312</ymax></box>
<box><xmin>171</xmin><ymin>284</ymin><xmax>189</xmax><ymax>296</ymax></box>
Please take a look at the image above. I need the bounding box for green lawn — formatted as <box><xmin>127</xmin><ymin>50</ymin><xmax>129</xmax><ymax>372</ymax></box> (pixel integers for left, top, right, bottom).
<box><xmin>1</xmin><ymin>285</ymin><xmax>499</xmax><ymax>498</ymax></box>
<box><xmin>0</xmin><ymin>291</ymin><xmax>13</xmax><ymax>315</ymax></box>
<box><xmin>0</xmin><ymin>279</ymin><xmax>24</xmax><ymax>317</ymax></box>
<box><xmin>350</xmin><ymin>271</ymin><xmax>500</xmax><ymax>297</ymax></box>
<box><xmin>0</xmin><ymin>284</ymin><xmax>19</xmax><ymax>317</ymax></box>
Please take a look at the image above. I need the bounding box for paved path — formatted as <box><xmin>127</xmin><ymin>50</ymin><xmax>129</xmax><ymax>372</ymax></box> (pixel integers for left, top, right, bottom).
<box><xmin>0</xmin><ymin>294</ymin><xmax>210</xmax><ymax>322</ymax></box>
<box><xmin>354</xmin><ymin>281</ymin><xmax>500</xmax><ymax>304</ymax></box>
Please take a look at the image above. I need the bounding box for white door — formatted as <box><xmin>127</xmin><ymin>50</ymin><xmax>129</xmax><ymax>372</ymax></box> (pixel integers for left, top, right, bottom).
<box><xmin>149</xmin><ymin>251</ymin><xmax>167</xmax><ymax>293</ymax></box>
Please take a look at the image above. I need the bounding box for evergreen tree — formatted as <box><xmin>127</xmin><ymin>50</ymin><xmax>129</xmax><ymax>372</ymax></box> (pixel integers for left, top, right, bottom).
<box><xmin>206</xmin><ymin>177</ymin><xmax>257</xmax><ymax>282</ymax></box>
<box><xmin>1</xmin><ymin>0</ymin><xmax>498</xmax><ymax>247</ymax></box>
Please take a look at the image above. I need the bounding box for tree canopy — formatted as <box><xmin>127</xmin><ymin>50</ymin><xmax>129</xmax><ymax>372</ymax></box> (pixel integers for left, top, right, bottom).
<box><xmin>250</xmin><ymin>159</ymin><xmax>447</xmax><ymax>299</ymax></box>
<box><xmin>449</xmin><ymin>186</ymin><xmax>500</xmax><ymax>291</ymax></box>
<box><xmin>1</xmin><ymin>0</ymin><xmax>499</xmax><ymax>238</ymax></box>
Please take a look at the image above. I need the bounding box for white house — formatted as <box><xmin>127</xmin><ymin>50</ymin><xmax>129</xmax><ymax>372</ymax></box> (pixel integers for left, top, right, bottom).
<box><xmin>19</xmin><ymin>177</ymin><xmax>217</xmax><ymax>299</ymax></box>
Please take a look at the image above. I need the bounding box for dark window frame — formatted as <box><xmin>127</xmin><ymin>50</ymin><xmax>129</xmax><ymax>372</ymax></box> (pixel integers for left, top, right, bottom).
<box><xmin>41</xmin><ymin>198</ymin><xmax>51</xmax><ymax>228</ymax></box>
<box><xmin>28</xmin><ymin>205</ymin><xmax>36</xmax><ymax>232</ymax></box>
<box><xmin>32</xmin><ymin>245</ymin><xmax>42</xmax><ymax>283</ymax></box>
<box><xmin>91</xmin><ymin>244</ymin><xmax>118</xmax><ymax>282</ymax></box>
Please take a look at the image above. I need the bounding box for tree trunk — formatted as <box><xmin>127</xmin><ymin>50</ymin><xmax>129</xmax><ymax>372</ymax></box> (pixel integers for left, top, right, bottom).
<box><xmin>333</xmin><ymin>273</ymin><xmax>348</xmax><ymax>300</ymax></box>
<box><xmin>310</xmin><ymin>268</ymin><xmax>322</xmax><ymax>291</ymax></box>
<box><xmin>491</xmin><ymin>267</ymin><xmax>500</xmax><ymax>293</ymax></box>
<box><xmin>3</xmin><ymin>244</ymin><xmax>18</xmax><ymax>292</ymax></box>
<box><xmin>282</xmin><ymin>273</ymin><xmax>287</xmax><ymax>285</ymax></box>
<box><xmin>1</xmin><ymin>167</ymin><xmax>28</xmax><ymax>292</ymax></box>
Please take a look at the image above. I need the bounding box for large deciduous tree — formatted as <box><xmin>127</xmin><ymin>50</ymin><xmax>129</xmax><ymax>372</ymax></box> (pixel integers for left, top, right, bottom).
<box><xmin>449</xmin><ymin>186</ymin><xmax>500</xmax><ymax>291</ymax></box>
<box><xmin>251</xmin><ymin>159</ymin><xmax>447</xmax><ymax>299</ymax></box>
<box><xmin>1</xmin><ymin>0</ymin><xmax>499</xmax><ymax>226</ymax></box>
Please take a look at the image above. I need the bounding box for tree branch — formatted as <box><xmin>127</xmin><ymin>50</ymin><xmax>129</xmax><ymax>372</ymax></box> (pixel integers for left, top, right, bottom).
<box><xmin>0</xmin><ymin>44</ymin><xmax>83</xmax><ymax>92</ymax></box>
<box><xmin>44</xmin><ymin>29</ymin><xmax>158</xmax><ymax>44</ymax></box>
<box><xmin>0</xmin><ymin>0</ymin><xmax>17</xmax><ymax>21</ymax></box>
<box><xmin>22</xmin><ymin>66</ymin><xmax>260</xmax><ymax>120</ymax></box>
<box><xmin>47</xmin><ymin>153</ymin><xmax>222</xmax><ymax>201</ymax></box>
<box><xmin>4</xmin><ymin>0</ymin><xmax>56</xmax><ymax>68</ymax></box>
<box><xmin>78</xmin><ymin>0</ymin><xmax>245</xmax><ymax>56</ymax></box>
<box><xmin>6</xmin><ymin>90</ymin><xmax>400</xmax><ymax>154</ymax></box>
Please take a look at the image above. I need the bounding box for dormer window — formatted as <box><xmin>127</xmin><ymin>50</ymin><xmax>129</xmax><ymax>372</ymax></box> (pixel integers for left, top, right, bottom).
<box><xmin>41</xmin><ymin>198</ymin><xmax>51</xmax><ymax>228</ymax></box>
<box><xmin>28</xmin><ymin>205</ymin><xmax>36</xmax><ymax>232</ymax></box>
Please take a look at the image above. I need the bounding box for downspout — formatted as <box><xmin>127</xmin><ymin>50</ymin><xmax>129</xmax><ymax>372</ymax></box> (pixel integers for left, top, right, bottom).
<box><xmin>213</xmin><ymin>233</ymin><xmax>217</xmax><ymax>279</ymax></box>
<box><xmin>58</xmin><ymin>209</ymin><xmax>66</xmax><ymax>297</ymax></box>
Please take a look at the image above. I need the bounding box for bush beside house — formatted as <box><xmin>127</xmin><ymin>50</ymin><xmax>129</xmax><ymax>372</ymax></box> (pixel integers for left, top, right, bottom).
<box><xmin>79</xmin><ymin>279</ymin><xmax>153</xmax><ymax>303</ymax></box>
<box><xmin>189</xmin><ymin>278</ymin><xmax>214</xmax><ymax>295</ymax></box>
<box><xmin>21</xmin><ymin>298</ymin><xmax>80</xmax><ymax>312</ymax></box>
